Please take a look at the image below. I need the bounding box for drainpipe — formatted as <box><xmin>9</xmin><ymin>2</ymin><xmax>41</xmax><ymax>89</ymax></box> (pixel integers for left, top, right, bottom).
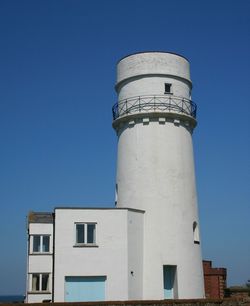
<box><xmin>52</xmin><ymin>212</ymin><xmax>55</xmax><ymax>302</ymax></box>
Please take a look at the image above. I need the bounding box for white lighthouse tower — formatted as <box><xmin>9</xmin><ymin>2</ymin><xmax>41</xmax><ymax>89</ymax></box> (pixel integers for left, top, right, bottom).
<box><xmin>113</xmin><ymin>51</ymin><xmax>205</xmax><ymax>299</ymax></box>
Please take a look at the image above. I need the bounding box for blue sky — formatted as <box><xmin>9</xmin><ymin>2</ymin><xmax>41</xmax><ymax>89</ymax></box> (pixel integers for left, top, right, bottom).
<box><xmin>0</xmin><ymin>0</ymin><xmax>249</xmax><ymax>295</ymax></box>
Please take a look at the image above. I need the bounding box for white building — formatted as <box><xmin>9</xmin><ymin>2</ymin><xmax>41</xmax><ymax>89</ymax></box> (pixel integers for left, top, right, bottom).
<box><xmin>26</xmin><ymin>51</ymin><xmax>205</xmax><ymax>303</ymax></box>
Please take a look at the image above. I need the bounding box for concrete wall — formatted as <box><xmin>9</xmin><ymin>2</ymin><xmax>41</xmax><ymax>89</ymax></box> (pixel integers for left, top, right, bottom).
<box><xmin>117</xmin><ymin>76</ymin><xmax>191</xmax><ymax>103</ymax></box>
<box><xmin>54</xmin><ymin>208</ymin><xmax>144</xmax><ymax>302</ymax></box>
<box><xmin>115</xmin><ymin>119</ymin><xmax>204</xmax><ymax>299</ymax></box>
<box><xmin>27</xmin><ymin>223</ymin><xmax>53</xmax><ymax>303</ymax></box>
<box><xmin>116</xmin><ymin>52</ymin><xmax>192</xmax><ymax>89</ymax></box>
<box><xmin>127</xmin><ymin>210</ymin><xmax>144</xmax><ymax>299</ymax></box>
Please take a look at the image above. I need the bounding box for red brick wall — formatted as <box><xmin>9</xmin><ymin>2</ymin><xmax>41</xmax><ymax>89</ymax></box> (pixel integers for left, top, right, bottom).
<box><xmin>203</xmin><ymin>260</ymin><xmax>227</xmax><ymax>299</ymax></box>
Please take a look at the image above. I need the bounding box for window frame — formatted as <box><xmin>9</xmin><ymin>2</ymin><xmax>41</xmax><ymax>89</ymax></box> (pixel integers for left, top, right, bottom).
<box><xmin>31</xmin><ymin>235</ymin><xmax>50</xmax><ymax>254</ymax></box>
<box><xmin>74</xmin><ymin>222</ymin><xmax>97</xmax><ymax>247</ymax></box>
<box><xmin>30</xmin><ymin>273</ymin><xmax>50</xmax><ymax>293</ymax></box>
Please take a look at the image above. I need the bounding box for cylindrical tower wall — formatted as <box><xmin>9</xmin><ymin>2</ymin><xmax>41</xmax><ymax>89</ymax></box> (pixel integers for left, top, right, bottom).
<box><xmin>116</xmin><ymin>52</ymin><xmax>192</xmax><ymax>101</ymax></box>
<box><xmin>116</xmin><ymin>52</ymin><xmax>192</xmax><ymax>87</ymax></box>
<box><xmin>113</xmin><ymin>52</ymin><xmax>204</xmax><ymax>299</ymax></box>
<box><xmin>117</xmin><ymin>76</ymin><xmax>191</xmax><ymax>101</ymax></box>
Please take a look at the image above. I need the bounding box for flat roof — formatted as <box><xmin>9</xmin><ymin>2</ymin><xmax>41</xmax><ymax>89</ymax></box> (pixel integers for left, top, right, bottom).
<box><xmin>54</xmin><ymin>207</ymin><xmax>145</xmax><ymax>213</ymax></box>
<box><xmin>28</xmin><ymin>211</ymin><xmax>53</xmax><ymax>223</ymax></box>
<box><xmin>28</xmin><ymin>208</ymin><xmax>145</xmax><ymax>224</ymax></box>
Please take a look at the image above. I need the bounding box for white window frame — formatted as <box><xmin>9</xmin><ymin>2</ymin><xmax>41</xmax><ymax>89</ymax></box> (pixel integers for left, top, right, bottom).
<box><xmin>31</xmin><ymin>235</ymin><xmax>50</xmax><ymax>253</ymax></box>
<box><xmin>30</xmin><ymin>273</ymin><xmax>50</xmax><ymax>292</ymax></box>
<box><xmin>75</xmin><ymin>222</ymin><xmax>97</xmax><ymax>246</ymax></box>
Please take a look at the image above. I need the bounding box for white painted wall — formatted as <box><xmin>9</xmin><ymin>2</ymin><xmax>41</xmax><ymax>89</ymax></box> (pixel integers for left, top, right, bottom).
<box><xmin>114</xmin><ymin>52</ymin><xmax>205</xmax><ymax>299</ymax></box>
<box><xmin>27</xmin><ymin>223</ymin><xmax>53</xmax><ymax>303</ymax></box>
<box><xmin>118</xmin><ymin>76</ymin><xmax>190</xmax><ymax>102</ymax></box>
<box><xmin>53</xmin><ymin>208</ymin><xmax>144</xmax><ymax>302</ymax></box>
<box><xmin>116</xmin><ymin>52</ymin><xmax>191</xmax><ymax>88</ymax></box>
<box><xmin>26</xmin><ymin>293</ymin><xmax>52</xmax><ymax>304</ymax></box>
<box><xmin>127</xmin><ymin>210</ymin><xmax>144</xmax><ymax>299</ymax></box>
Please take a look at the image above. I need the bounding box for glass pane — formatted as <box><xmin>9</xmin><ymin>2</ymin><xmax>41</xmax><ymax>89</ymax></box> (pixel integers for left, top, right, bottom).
<box><xmin>32</xmin><ymin>274</ymin><xmax>40</xmax><ymax>291</ymax></box>
<box><xmin>193</xmin><ymin>222</ymin><xmax>200</xmax><ymax>243</ymax></box>
<box><xmin>165</xmin><ymin>83</ymin><xmax>171</xmax><ymax>93</ymax></box>
<box><xmin>87</xmin><ymin>224</ymin><xmax>95</xmax><ymax>243</ymax></box>
<box><xmin>76</xmin><ymin>224</ymin><xmax>84</xmax><ymax>243</ymax></box>
<box><xmin>42</xmin><ymin>236</ymin><xmax>50</xmax><ymax>252</ymax></box>
<box><xmin>41</xmin><ymin>274</ymin><xmax>49</xmax><ymax>291</ymax></box>
<box><xmin>33</xmin><ymin>236</ymin><xmax>40</xmax><ymax>252</ymax></box>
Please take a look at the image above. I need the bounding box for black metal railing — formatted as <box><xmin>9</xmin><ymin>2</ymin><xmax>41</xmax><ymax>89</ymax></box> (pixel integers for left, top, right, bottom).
<box><xmin>112</xmin><ymin>95</ymin><xmax>197</xmax><ymax>121</ymax></box>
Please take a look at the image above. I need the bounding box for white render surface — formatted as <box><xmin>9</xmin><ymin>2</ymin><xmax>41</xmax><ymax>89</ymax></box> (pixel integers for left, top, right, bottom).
<box><xmin>127</xmin><ymin>210</ymin><xmax>144</xmax><ymax>299</ymax></box>
<box><xmin>26</xmin><ymin>293</ymin><xmax>52</xmax><ymax>304</ymax></box>
<box><xmin>26</xmin><ymin>223</ymin><xmax>53</xmax><ymax>303</ymax></box>
<box><xmin>116</xmin><ymin>52</ymin><xmax>191</xmax><ymax>103</ymax></box>
<box><xmin>114</xmin><ymin>52</ymin><xmax>205</xmax><ymax>299</ymax></box>
<box><xmin>53</xmin><ymin>208</ymin><xmax>144</xmax><ymax>302</ymax></box>
<box><xmin>116</xmin><ymin>52</ymin><xmax>192</xmax><ymax>88</ymax></box>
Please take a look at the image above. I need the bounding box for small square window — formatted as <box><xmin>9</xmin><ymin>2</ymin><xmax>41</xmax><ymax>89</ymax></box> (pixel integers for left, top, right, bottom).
<box><xmin>165</xmin><ymin>83</ymin><xmax>172</xmax><ymax>94</ymax></box>
<box><xmin>32</xmin><ymin>235</ymin><xmax>50</xmax><ymax>253</ymax></box>
<box><xmin>31</xmin><ymin>273</ymin><xmax>49</xmax><ymax>292</ymax></box>
<box><xmin>75</xmin><ymin>223</ymin><xmax>96</xmax><ymax>245</ymax></box>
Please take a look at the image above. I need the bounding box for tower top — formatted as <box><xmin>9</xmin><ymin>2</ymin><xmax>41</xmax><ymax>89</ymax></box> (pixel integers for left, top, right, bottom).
<box><xmin>117</xmin><ymin>51</ymin><xmax>190</xmax><ymax>63</ymax></box>
<box><xmin>116</xmin><ymin>51</ymin><xmax>192</xmax><ymax>90</ymax></box>
<box><xmin>113</xmin><ymin>51</ymin><xmax>196</xmax><ymax>128</ymax></box>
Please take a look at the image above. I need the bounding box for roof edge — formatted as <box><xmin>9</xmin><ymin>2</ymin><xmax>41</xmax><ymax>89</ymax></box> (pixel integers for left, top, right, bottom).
<box><xmin>117</xmin><ymin>51</ymin><xmax>190</xmax><ymax>64</ymax></box>
<box><xmin>54</xmin><ymin>207</ymin><xmax>145</xmax><ymax>213</ymax></box>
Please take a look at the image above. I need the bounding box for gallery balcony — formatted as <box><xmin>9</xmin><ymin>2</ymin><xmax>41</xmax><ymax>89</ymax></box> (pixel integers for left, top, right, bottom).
<box><xmin>112</xmin><ymin>95</ymin><xmax>197</xmax><ymax>121</ymax></box>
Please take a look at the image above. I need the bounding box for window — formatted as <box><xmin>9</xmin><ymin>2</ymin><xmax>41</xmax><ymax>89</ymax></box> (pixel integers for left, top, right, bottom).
<box><xmin>76</xmin><ymin>223</ymin><xmax>96</xmax><ymax>245</ymax></box>
<box><xmin>32</xmin><ymin>235</ymin><xmax>50</xmax><ymax>253</ymax></box>
<box><xmin>164</xmin><ymin>83</ymin><xmax>172</xmax><ymax>94</ymax></box>
<box><xmin>193</xmin><ymin>221</ymin><xmax>200</xmax><ymax>244</ymax></box>
<box><xmin>115</xmin><ymin>183</ymin><xmax>118</xmax><ymax>206</ymax></box>
<box><xmin>31</xmin><ymin>273</ymin><xmax>49</xmax><ymax>292</ymax></box>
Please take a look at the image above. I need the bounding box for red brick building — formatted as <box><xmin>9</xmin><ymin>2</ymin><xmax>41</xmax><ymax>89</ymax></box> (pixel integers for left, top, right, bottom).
<box><xmin>203</xmin><ymin>260</ymin><xmax>227</xmax><ymax>298</ymax></box>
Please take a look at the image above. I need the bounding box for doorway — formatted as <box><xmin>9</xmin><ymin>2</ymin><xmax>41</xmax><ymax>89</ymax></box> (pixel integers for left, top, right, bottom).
<box><xmin>163</xmin><ymin>265</ymin><xmax>177</xmax><ymax>299</ymax></box>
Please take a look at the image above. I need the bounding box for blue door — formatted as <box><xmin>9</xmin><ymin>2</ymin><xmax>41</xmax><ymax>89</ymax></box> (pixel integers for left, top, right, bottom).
<box><xmin>163</xmin><ymin>266</ymin><xmax>176</xmax><ymax>299</ymax></box>
<box><xmin>65</xmin><ymin>276</ymin><xmax>106</xmax><ymax>302</ymax></box>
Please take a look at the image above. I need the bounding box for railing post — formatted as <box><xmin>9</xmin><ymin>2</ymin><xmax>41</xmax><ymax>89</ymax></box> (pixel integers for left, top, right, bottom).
<box><xmin>139</xmin><ymin>96</ymin><xmax>141</xmax><ymax>112</ymax></box>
